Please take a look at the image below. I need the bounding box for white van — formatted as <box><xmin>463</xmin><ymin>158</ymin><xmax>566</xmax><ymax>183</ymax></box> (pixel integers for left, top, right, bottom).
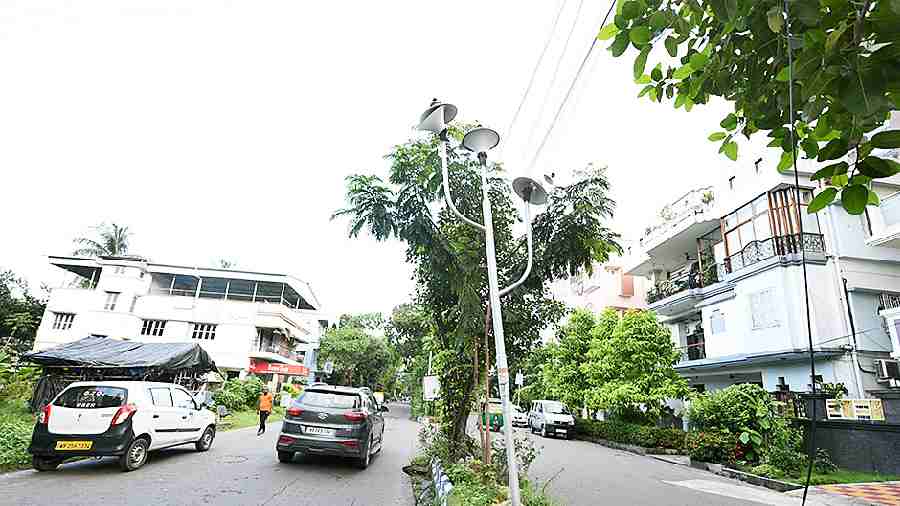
<box><xmin>29</xmin><ymin>381</ymin><xmax>217</xmax><ymax>472</ymax></box>
<box><xmin>528</xmin><ymin>400</ymin><xmax>576</xmax><ymax>439</ymax></box>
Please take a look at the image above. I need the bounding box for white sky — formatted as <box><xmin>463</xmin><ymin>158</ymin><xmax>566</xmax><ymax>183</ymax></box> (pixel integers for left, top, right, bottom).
<box><xmin>0</xmin><ymin>0</ymin><xmax>740</xmax><ymax>317</ymax></box>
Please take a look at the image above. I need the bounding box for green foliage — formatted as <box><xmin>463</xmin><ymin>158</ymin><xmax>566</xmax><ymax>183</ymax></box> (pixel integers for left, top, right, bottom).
<box><xmin>541</xmin><ymin>309</ymin><xmax>596</xmax><ymax>411</ymax></box>
<box><xmin>0</xmin><ymin>269</ymin><xmax>47</xmax><ymax>354</ymax></box>
<box><xmin>0</xmin><ymin>400</ymin><xmax>33</xmax><ymax>470</ymax></box>
<box><xmin>582</xmin><ymin>309</ymin><xmax>690</xmax><ymax>418</ymax></box>
<box><xmin>575</xmin><ymin>418</ymin><xmax>687</xmax><ymax>451</ymax></box>
<box><xmin>318</xmin><ymin>323</ymin><xmax>393</xmax><ymax>388</ymax></box>
<box><xmin>0</xmin><ymin>349</ymin><xmax>40</xmax><ymax>403</ymax></box>
<box><xmin>814</xmin><ymin>448</ymin><xmax>838</xmax><ymax>474</ymax></box>
<box><xmin>486</xmin><ymin>433</ymin><xmax>539</xmax><ymax>485</ymax></box>
<box><xmin>686</xmin><ymin>431</ymin><xmax>738</xmax><ymax>464</ymax></box>
<box><xmin>334</xmin><ymin>126</ymin><xmax>621</xmax><ymax>458</ymax></box>
<box><xmin>213</xmin><ymin>376</ymin><xmax>264</xmax><ymax>412</ymax></box>
<box><xmin>750</xmin><ymin>463</ymin><xmax>785</xmax><ymax>479</ymax></box>
<box><xmin>602</xmin><ymin>0</ymin><xmax>900</xmax><ymax>215</ymax></box>
<box><xmin>688</xmin><ymin>383</ymin><xmax>770</xmax><ymax>434</ymax></box>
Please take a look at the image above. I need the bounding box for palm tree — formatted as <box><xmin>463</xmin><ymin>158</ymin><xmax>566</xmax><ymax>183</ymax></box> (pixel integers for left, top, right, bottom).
<box><xmin>73</xmin><ymin>223</ymin><xmax>132</xmax><ymax>257</ymax></box>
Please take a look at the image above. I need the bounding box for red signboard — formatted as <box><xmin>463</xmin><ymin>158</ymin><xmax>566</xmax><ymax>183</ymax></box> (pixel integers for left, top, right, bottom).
<box><xmin>249</xmin><ymin>359</ymin><xmax>308</xmax><ymax>377</ymax></box>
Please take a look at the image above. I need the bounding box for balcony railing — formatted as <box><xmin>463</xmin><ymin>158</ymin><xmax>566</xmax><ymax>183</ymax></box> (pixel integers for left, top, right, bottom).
<box><xmin>647</xmin><ymin>261</ymin><xmax>720</xmax><ymax>304</ymax></box>
<box><xmin>723</xmin><ymin>233</ymin><xmax>825</xmax><ymax>274</ymax></box>
<box><xmin>677</xmin><ymin>341</ymin><xmax>706</xmax><ymax>362</ymax></box>
<box><xmin>881</xmin><ymin>293</ymin><xmax>900</xmax><ymax>311</ymax></box>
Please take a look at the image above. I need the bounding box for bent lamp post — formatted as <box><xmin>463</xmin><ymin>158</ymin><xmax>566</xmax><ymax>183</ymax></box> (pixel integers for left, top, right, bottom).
<box><xmin>418</xmin><ymin>99</ymin><xmax>547</xmax><ymax>506</ymax></box>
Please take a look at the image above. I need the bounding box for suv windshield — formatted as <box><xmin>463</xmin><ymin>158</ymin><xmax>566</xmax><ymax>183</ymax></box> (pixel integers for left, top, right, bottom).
<box><xmin>544</xmin><ymin>401</ymin><xmax>569</xmax><ymax>414</ymax></box>
<box><xmin>54</xmin><ymin>386</ymin><xmax>127</xmax><ymax>409</ymax></box>
<box><xmin>300</xmin><ymin>390</ymin><xmax>360</xmax><ymax>409</ymax></box>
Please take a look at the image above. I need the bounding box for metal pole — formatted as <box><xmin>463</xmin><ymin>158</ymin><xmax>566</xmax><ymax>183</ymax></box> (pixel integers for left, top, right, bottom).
<box><xmin>478</xmin><ymin>154</ymin><xmax>521</xmax><ymax>505</ymax></box>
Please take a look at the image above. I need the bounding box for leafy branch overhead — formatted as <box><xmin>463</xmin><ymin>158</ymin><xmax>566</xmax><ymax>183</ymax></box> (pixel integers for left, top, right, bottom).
<box><xmin>599</xmin><ymin>0</ymin><xmax>900</xmax><ymax>214</ymax></box>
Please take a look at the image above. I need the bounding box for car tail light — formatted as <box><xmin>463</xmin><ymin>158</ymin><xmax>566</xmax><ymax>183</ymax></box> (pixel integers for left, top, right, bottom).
<box><xmin>339</xmin><ymin>440</ymin><xmax>359</xmax><ymax>448</ymax></box>
<box><xmin>38</xmin><ymin>404</ymin><xmax>51</xmax><ymax>425</ymax></box>
<box><xmin>287</xmin><ymin>407</ymin><xmax>303</xmax><ymax>417</ymax></box>
<box><xmin>343</xmin><ymin>411</ymin><xmax>365</xmax><ymax>422</ymax></box>
<box><xmin>110</xmin><ymin>403</ymin><xmax>137</xmax><ymax>426</ymax></box>
<box><xmin>278</xmin><ymin>435</ymin><xmax>296</xmax><ymax>445</ymax></box>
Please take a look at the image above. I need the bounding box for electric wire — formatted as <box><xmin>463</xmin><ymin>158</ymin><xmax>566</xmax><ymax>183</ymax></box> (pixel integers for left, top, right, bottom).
<box><xmin>522</xmin><ymin>0</ymin><xmax>586</xmax><ymax>154</ymax></box>
<box><xmin>525</xmin><ymin>0</ymin><xmax>617</xmax><ymax>173</ymax></box>
<box><xmin>782</xmin><ymin>1</ymin><xmax>818</xmax><ymax>503</ymax></box>
<box><xmin>501</xmin><ymin>0</ymin><xmax>568</xmax><ymax>152</ymax></box>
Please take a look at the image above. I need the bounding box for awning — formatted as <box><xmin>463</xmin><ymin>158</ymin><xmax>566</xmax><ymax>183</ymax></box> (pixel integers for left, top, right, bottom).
<box><xmin>676</xmin><ymin>347</ymin><xmax>846</xmax><ymax>373</ymax></box>
<box><xmin>23</xmin><ymin>336</ymin><xmax>217</xmax><ymax>373</ymax></box>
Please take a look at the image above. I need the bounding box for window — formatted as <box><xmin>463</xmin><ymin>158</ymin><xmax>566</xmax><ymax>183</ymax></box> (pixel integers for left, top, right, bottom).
<box><xmin>149</xmin><ymin>388</ymin><xmax>173</xmax><ymax>407</ymax></box>
<box><xmin>750</xmin><ymin>288</ymin><xmax>780</xmax><ymax>329</ymax></box>
<box><xmin>192</xmin><ymin>323</ymin><xmax>217</xmax><ymax>340</ymax></box>
<box><xmin>227</xmin><ymin>279</ymin><xmax>255</xmax><ymax>301</ymax></box>
<box><xmin>52</xmin><ymin>312</ymin><xmax>75</xmax><ymax>330</ymax></box>
<box><xmin>710</xmin><ymin>310</ymin><xmax>726</xmax><ymax>335</ymax></box>
<box><xmin>198</xmin><ymin>277</ymin><xmax>228</xmax><ymax>299</ymax></box>
<box><xmin>141</xmin><ymin>320</ymin><xmax>167</xmax><ymax>337</ymax></box>
<box><xmin>54</xmin><ymin>386</ymin><xmax>127</xmax><ymax>409</ymax></box>
<box><xmin>298</xmin><ymin>391</ymin><xmax>360</xmax><ymax>409</ymax></box>
<box><xmin>129</xmin><ymin>296</ymin><xmax>138</xmax><ymax>313</ymax></box>
<box><xmin>104</xmin><ymin>292</ymin><xmax>120</xmax><ymax>311</ymax></box>
<box><xmin>172</xmin><ymin>275</ymin><xmax>199</xmax><ymax>297</ymax></box>
<box><xmin>171</xmin><ymin>389</ymin><xmax>197</xmax><ymax>410</ymax></box>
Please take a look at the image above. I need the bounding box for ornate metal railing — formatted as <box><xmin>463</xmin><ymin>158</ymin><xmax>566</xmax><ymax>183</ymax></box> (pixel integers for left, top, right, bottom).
<box><xmin>647</xmin><ymin>268</ymin><xmax>701</xmax><ymax>303</ymax></box>
<box><xmin>723</xmin><ymin>233</ymin><xmax>825</xmax><ymax>274</ymax></box>
<box><xmin>880</xmin><ymin>292</ymin><xmax>900</xmax><ymax>310</ymax></box>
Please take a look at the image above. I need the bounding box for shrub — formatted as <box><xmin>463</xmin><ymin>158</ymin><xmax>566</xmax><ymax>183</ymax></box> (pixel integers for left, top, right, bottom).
<box><xmin>0</xmin><ymin>400</ymin><xmax>33</xmax><ymax>470</ymax></box>
<box><xmin>814</xmin><ymin>449</ymin><xmax>838</xmax><ymax>474</ymax></box>
<box><xmin>686</xmin><ymin>431</ymin><xmax>737</xmax><ymax>464</ymax></box>
<box><xmin>213</xmin><ymin>376</ymin><xmax>265</xmax><ymax>412</ymax></box>
<box><xmin>575</xmin><ymin>418</ymin><xmax>686</xmax><ymax>451</ymax></box>
<box><xmin>750</xmin><ymin>463</ymin><xmax>785</xmax><ymax>479</ymax></box>
<box><xmin>687</xmin><ymin>383</ymin><xmax>770</xmax><ymax>434</ymax></box>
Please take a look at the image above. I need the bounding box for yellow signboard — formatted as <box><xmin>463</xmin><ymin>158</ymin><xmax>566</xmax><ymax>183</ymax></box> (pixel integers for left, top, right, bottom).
<box><xmin>825</xmin><ymin>399</ymin><xmax>885</xmax><ymax>421</ymax></box>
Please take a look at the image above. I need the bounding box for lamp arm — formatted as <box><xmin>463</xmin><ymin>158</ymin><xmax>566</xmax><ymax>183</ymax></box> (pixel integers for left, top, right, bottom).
<box><xmin>439</xmin><ymin>140</ymin><xmax>485</xmax><ymax>231</ymax></box>
<box><xmin>500</xmin><ymin>204</ymin><xmax>533</xmax><ymax>297</ymax></box>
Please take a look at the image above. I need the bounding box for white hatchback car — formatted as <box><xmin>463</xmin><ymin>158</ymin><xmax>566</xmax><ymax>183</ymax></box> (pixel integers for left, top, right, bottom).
<box><xmin>29</xmin><ymin>381</ymin><xmax>217</xmax><ymax>472</ymax></box>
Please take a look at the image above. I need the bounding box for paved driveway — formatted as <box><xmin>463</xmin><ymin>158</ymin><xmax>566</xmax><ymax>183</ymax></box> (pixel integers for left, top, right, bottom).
<box><xmin>1</xmin><ymin>404</ymin><xmax>418</xmax><ymax>506</ymax></box>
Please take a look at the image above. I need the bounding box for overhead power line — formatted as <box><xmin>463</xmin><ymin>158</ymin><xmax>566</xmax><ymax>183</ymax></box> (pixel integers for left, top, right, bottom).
<box><xmin>526</xmin><ymin>0</ymin><xmax>617</xmax><ymax>172</ymax></box>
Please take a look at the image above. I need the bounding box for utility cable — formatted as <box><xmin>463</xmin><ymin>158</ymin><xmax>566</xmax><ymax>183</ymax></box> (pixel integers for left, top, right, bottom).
<box><xmin>502</xmin><ymin>0</ymin><xmax>568</xmax><ymax>152</ymax></box>
<box><xmin>526</xmin><ymin>0</ymin><xmax>617</xmax><ymax>172</ymax></box>
<box><xmin>782</xmin><ymin>1</ymin><xmax>817</xmax><ymax>503</ymax></box>
<box><xmin>523</xmin><ymin>0</ymin><xmax>586</xmax><ymax>154</ymax></box>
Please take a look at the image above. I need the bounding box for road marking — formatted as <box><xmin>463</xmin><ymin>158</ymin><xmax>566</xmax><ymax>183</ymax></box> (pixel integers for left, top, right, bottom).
<box><xmin>663</xmin><ymin>479</ymin><xmax>805</xmax><ymax>505</ymax></box>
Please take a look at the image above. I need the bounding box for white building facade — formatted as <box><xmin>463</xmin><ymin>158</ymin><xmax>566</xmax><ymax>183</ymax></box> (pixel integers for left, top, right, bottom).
<box><xmin>34</xmin><ymin>256</ymin><xmax>329</xmax><ymax>387</ymax></box>
<box><xmin>623</xmin><ymin>120</ymin><xmax>900</xmax><ymax>398</ymax></box>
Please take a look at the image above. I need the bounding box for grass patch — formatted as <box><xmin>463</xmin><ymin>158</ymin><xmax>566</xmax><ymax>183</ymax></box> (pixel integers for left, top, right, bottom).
<box><xmin>0</xmin><ymin>400</ymin><xmax>35</xmax><ymax>472</ymax></box>
<box><xmin>219</xmin><ymin>407</ymin><xmax>284</xmax><ymax>431</ymax></box>
<box><xmin>785</xmin><ymin>469</ymin><xmax>900</xmax><ymax>486</ymax></box>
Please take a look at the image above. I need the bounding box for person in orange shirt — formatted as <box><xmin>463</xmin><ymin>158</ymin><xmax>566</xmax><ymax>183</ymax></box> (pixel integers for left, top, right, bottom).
<box><xmin>258</xmin><ymin>386</ymin><xmax>274</xmax><ymax>436</ymax></box>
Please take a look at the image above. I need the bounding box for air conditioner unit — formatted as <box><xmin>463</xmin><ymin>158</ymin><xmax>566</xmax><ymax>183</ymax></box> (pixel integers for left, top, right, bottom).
<box><xmin>874</xmin><ymin>359</ymin><xmax>900</xmax><ymax>381</ymax></box>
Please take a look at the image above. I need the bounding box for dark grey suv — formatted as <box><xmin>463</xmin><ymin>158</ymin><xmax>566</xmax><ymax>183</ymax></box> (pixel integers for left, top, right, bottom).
<box><xmin>276</xmin><ymin>385</ymin><xmax>388</xmax><ymax>469</ymax></box>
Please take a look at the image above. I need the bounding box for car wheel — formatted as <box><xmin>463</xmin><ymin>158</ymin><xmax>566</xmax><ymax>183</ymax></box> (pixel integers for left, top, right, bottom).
<box><xmin>277</xmin><ymin>450</ymin><xmax>294</xmax><ymax>463</ymax></box>
<box><xmin>119</xmin><ymin>437</ymin><xmax>149</xmax><ymax>472</ymax></box>
<box><xmin>195</xmin><ymin>426</ymin><xmax>215</xmax><ymax>452</ymax></box>
<box><xmin>32</xmin><ymin>456</ymin><xmax>62</xmax><ymax>472</ymax></box>
<box><xmin>540</xmin><ymin>424</ymin><xmax>548</xmax><ymax>438</ymax></box>
<box><xmin>356</xmin><ymin>434</ymin><xmax>372</xmax><ymax>469</ymax></box>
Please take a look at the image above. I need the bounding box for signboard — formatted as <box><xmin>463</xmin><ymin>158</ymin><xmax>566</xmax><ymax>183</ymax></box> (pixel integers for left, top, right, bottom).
<box><xmin>825</xmin><ymin>399</ymin><xmax>886</xmax><ymax>421</ymax></box>
<box><xmin>374</xmin><ymin>391</ymin><xmax>385</xmax><ymax>405</ymax></box>
<box><xmin>423</xmin><ymin>375</ymin><xmax>440</xmax><ymax>401</ymax></box>
<box><xmin>248</xmin><ymin>358</ymin><xmax>309</xmax><ymax>377</ymax></box>
<box><xmin>515</xmin><ymin>372</ymin><xmax>524</xmax><ymax>386</ymax></box>
<box><xmin>324</xmin><ymin>361</ymin><xmax>334</xmax><ymax>375</ymax></box>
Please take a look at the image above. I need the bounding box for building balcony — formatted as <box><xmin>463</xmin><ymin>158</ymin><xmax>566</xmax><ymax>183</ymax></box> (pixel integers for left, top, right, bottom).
<box><xmin>722</xmin><ymin>233</ymin><xmax>825</xmax><ymax>274</ymax></box>
<box><xmin>677</xmin><ymin>340</ymin><xmax>707</xmax><ymax>363</ymax></box>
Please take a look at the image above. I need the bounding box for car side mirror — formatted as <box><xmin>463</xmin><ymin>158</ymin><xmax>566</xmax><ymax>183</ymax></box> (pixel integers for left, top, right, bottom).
<box><xmin>379</xmin><ymin>405</ymin><xmax>389</xmax><ymax>413</ymax></box>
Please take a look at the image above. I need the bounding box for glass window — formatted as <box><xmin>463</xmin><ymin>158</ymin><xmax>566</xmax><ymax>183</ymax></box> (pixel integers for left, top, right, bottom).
<box><xmin>543</xmin><ymin>401</ymin><xmax>570</xmax><ymax>414</ymax></box>
<box><xmin>104</xmin><ymin>292</ymin><xmax>119</xmax><ymax>311</ymax></box>
<box><xmin>754</xmin><ymin>215</ymin><xmax>772</xmax><ymax>240</ymax></box>
<box><xmin>52</xmin><ymin>313</ymin><xmax>75</xmax><ymax>330</ymax></box>
<box><xmin>750</xmin><ymin>288</ymin><xmax>781</xmax><ymax>329</ymax></box>
<box><xmin>192</xmin><ymin>323</ymin><xmax>217</xmax><ymax>340</ymax></box>
<box><xmin>141</xmin><ymin>320</ymin><xmax>167</xmax><ymax>337</ymax></box>
<box><xmin>149</xmin><ymin>388</ymin><xmax>173</xmax><ymax>407</ymax></box>
<box><xmin>227</xmin><ymin>279</ymin><xmax>255</xmax><ymax>301</ymax></box>
<box><xmin>150</xmin><ymin>273</ymin><xmax>174</xmax><ymax>295</ymax></box>
<box><xmin>737</xmin><ymin>204</ymin><xmax>752</xmax><ymax>223</ymax></box>
<box><xmin>256</xmin><ymin>282</ymin><xmax>283</xmax><ymax>303</ymax></box>
<box><xmin>172</xmin><ymin>275</ymin><xmax>198</xmax><ymax>297</ymax></box>
<box><xmin>710</xmin><ymin>310</ymin><xmax>726</xmax><ymax>334</ymax></box>
<box><xmin>198</xmin><ymin>277</ymin><xmax>228</xmax><ymax>299</ymax></box>
<box><xmin>738</xmin><ymin>222</ymin><xmax>755</xmax><ymax>245</ymax></box>
<box><xmin>299</xmin><ymin>391</ymin><xmax>360</xmax><ymax>409</ymax></box>
<box><xmin>171</xmin><ymin>389</ymin><xmax>197</xmax><ymax>410</ymax></box>
<box><xmin>54</xmin><ymin>386</ymin><xmax>127</xmax><ymax>409</ymax></box>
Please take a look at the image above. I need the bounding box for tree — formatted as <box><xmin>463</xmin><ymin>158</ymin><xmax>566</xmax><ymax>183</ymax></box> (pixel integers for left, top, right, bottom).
<box><xmin>73</xmin><ymin>223</ymin><xmax>132</xmax><ymax>257</ymax></box>
<box><xmin>0</xmin><ymin>270</ymin><xmax>47</xmax><ymax>354</ymax></box>
<box><xmin>333</xmin><ymin>125</ymin><xmax>620</xmax><ymax>458</ymax></box>
<box><xmin>338</xmin><ymin>313</ymin><xmax>385</xmax><ymax>333</ymax></box>
<box><xmin>541</xmin><ymin>309</ymin><xmax>599</xmax><ymax>412</ymax></box>
<box><xmin>582</xmin><ymin>309</ymin><xmax>690</xmax><ymax>420</ymax></box>
<box><xmin>317</xmin><ymin>325</ymin><xmax>393</xmax><ymax>388</ymax></box>
<box><xmin>600</xmin><ymin>0</ymin><xmax>900</xmax><ymax>214</ymax></box>
<box><xmin>385</xmin><ymin>304</ymin><xmax>434</xmax><ymax>413</ymax></box>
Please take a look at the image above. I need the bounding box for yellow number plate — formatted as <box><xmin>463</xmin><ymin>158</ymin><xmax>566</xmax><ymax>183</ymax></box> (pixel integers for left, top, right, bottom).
<box><xmin>55</xmin><ymin>441</ymin><xmax>92</xmax><ymax>450</ymax></box>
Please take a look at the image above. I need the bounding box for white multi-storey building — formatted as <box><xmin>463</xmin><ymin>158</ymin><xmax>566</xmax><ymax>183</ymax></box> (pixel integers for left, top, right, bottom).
<box><xmin>34</xmin><ymin>255</ymin><xmax>329</xmax><ymax>387</ymax></box>
<box><xmin>623</xmin><ymin>118</ymin><xmax>900</xmax><ymax>398</ymax></box>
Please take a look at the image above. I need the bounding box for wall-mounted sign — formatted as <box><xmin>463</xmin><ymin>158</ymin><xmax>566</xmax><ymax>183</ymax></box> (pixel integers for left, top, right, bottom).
<box><xmin>825</xmin><ymin>399</ymin><xmax>885</xmax><ymax>421</ymax></box>
<box><xmin>249</xmin><ymin>358</ymin><xmax>309</xmax><ymax>377</ymax></box>
<box><xmin>423</xmin><ymin>375</ymin><xmax>440</xmax><ymax>401</ymax></box>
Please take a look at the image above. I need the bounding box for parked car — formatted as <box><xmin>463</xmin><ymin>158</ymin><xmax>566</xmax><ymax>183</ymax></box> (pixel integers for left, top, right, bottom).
<box><xmin>511</xmin><ymin>405</ymin><xmax>528</xmax><ymax>427</ymax></box>
<box><xmin>528</xmin><ymin>400</ymin><xmax>575</xmax><ymax>439</ymax></box>
<box><xmin>29</xmin><ymin>381</ymin><xmax>217</xmax><ymax>472</ymax></box>
<box><xmin>276</xmin><ymin>384</ymin><xmax>388</xmax><ymax>469</ymax></box>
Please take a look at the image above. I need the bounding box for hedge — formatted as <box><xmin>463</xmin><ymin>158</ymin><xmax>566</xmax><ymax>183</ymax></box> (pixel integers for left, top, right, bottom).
<box><xmin>685</xmin><ymin>431</ymin><xmax>738</xmax><ymax>464</ymax></box>
<box><xmin>0</xmin><ymin>401</ymin><xmax>34</xmax><ymax>471</ymax></box>
<box><xmin>575</xmin><ymin>418</ymin><xmax>686</xmax><ymax>451</ymax></box>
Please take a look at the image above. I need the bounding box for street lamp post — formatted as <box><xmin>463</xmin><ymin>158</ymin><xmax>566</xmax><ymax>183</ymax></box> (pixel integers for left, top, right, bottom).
<box><xmin>418</xmin><ymin>99</ymin><xmax>546</xmax><ymax>506</ymax></box>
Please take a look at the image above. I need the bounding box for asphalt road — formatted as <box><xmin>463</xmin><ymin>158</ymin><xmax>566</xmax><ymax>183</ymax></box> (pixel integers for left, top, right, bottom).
<box><xmin>1</xmin><ymin>404</ymin><xmax>418</xmax><ymax>506</ymax></box>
